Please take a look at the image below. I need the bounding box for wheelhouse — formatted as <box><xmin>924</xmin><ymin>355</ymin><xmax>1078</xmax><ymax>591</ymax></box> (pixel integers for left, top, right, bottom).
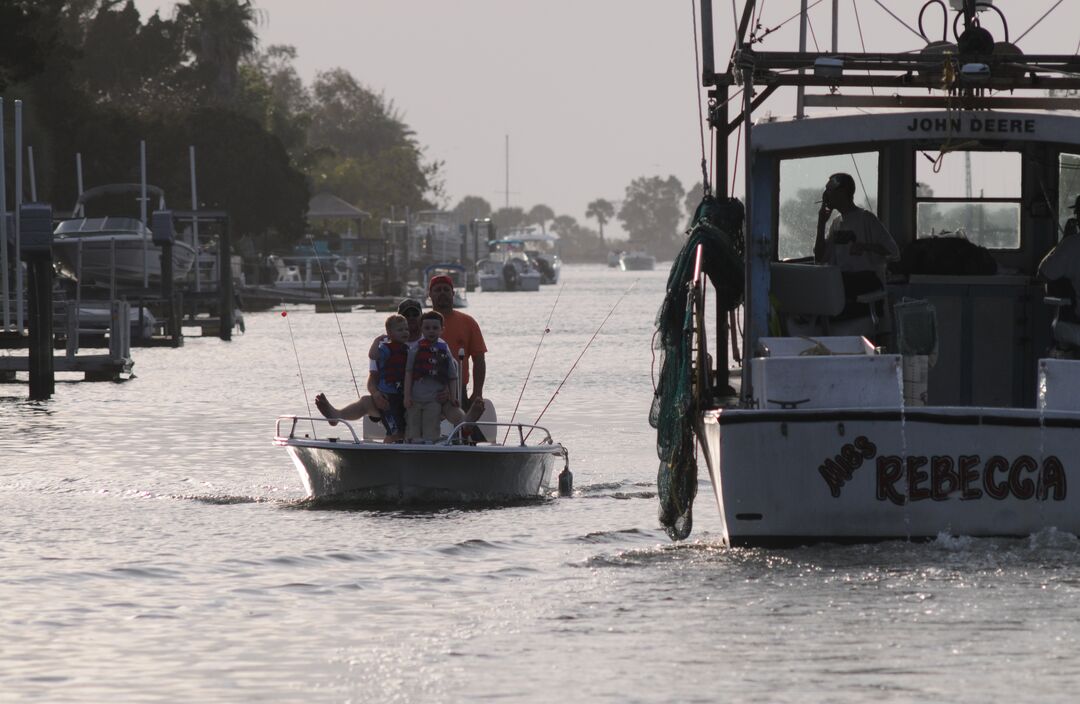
<box><xmin>749</xmin><ymin>110</ymin><xmax>1078</xmax><ymax>408</ymax></box>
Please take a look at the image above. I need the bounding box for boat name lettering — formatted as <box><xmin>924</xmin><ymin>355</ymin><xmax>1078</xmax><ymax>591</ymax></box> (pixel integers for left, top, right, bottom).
<box><xmin>817</xmin><ymin>436</ymin><xmax>878</xmax><ymax>498</ymax></box>
<box><xmin>876</xmin><ymin>454</ymin><xmax>1066</xmax><ymax>505</ymax></box>
<box><xmin>818</xmin><ymin>438</ymin><xmax>1067</xmax><ymax>503</ymax></box>
<box><xmin>905</xmin><ymin>117</ymin><xmax>1036</xmax><ymax>134</ymax></box>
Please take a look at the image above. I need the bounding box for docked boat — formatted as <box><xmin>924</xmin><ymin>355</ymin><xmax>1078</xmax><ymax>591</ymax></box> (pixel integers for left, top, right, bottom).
<box><xmin>476</xmin><ymin>240</ymin><xmax>542</xmax><ymax>292</ymax></box>
<box><xmin>274</xmin><ymin>416</ymin><xmax>568</xmax><ymax>502</ymax></box>
<box><xmin>52</xmin><ymin>184</ymin><xmax>196</xmax><ymax>288</ymax></box>
<box><xmin>619</xmin><ymin>250</ymin><xmax>655</xmax><ymax>271</ymax></box>
<box><xmin>656</xmin><ymin>1</ymin><xmax>1080</xmax><ymax>546</ymax></box>
<box><xmin>421</xmin><ymin>262</ymin><xmax>469</xmax><ymax>308</ymax></box>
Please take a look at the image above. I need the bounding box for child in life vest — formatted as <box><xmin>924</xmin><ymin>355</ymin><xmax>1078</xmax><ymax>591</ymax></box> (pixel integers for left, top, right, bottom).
<box><xmin>403</xmin><ymin>311</ymin><xmax>460</xmax><ymax>442</ymax></box>
<box><xmin>375</xmin><ymin>314</ymin><xmax>411</xmax><ymax>442</ymax></box>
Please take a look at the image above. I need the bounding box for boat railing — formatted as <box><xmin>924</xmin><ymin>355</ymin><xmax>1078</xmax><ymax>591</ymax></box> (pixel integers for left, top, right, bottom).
<box><xmin>275</xmin><ymin>415</ymin><xmax>362</xmax><ymax>443</ymax></box>
<box><xmin>444</xmin><ymin>421</ymin><xmax>555</xmax><ymax>447</ymax></box>
<box><xmin>275</xmin><ymin>416</ymin><xmax>555</xmax><ymax>448</ymax></box>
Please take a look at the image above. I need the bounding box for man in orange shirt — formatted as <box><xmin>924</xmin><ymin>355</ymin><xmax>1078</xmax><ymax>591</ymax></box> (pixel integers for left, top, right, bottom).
<box><xmin>428</xmin><ymin>274</ymin><xmax>486</xmax><ymax>415</ymax></box>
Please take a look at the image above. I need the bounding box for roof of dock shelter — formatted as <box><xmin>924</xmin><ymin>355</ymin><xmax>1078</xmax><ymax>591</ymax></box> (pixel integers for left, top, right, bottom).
<box><xmin>306</xmin><ymin>192</ymin><xmax>370</xmax><ymax>221</ymax></box>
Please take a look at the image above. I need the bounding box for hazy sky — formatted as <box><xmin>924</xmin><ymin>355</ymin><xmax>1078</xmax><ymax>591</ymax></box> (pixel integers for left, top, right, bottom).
<box><xmin>132</xmin><ymin>1</ymin><xmax>1072</xmax><ymax>235</ymax></box>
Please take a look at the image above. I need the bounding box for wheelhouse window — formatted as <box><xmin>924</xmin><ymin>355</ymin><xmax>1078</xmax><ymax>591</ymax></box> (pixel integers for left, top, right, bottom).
<box><xmin>1059</xmin><ymin>153</ymin><xmax>1080</xmax><ymax>239</ymax></box>
<box><xmin>915</xmin><ymin>151</ymin><xmax>1021</xmax><ymax>250</ymax></box>
<box><xmin>778</xmin><ymin>152</ymin><xmax>879</xmax><ymax>260</ymax></box>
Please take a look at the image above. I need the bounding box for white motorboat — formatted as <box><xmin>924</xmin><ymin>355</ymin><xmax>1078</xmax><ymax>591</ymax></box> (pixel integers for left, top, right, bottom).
<box><xmin>476</xmin><ymin>241</ymin><xmax>542</xmax><ymax>292</ymax></box>
<box><xmin>275</xmin><ymin>417</ymin><xmax>568</xmax><ymax>502</ymax></box>
<box><xmin>501</xmin><ymin>228</ymin><xmax>562</xmax><ymax>284</ymax></box>
<box><xmin>656</xmin><ymin>1</ymin><xmax>1080</xmax><ymax>546</ymax></box>
<box><xmin>52</xmin><ymin>184</ymin><xmax>196</xmax><ymax>288</ymax></box>
<box><xmin>619</xmin><ymin>250</ymin><xmax>655</xmax><ymax>271</ymax></box>
<box><xmin>422</xmin><ymin>262</ymin><xmax>469</xmax><ymax>308</ymax></box>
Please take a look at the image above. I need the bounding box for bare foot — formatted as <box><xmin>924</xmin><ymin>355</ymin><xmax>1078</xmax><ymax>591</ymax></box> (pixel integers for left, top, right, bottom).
<box><xmin>383</xmin><ymin>433</ymin><xmax>403</xmax><ymax>444</ymax></box>
<box><xmin>465</xmin><ymin>398</ymin><xmax>486</xmax><ymax>423</ymax></box>
<box><xmin>314</xmin><ymin>393</ymin><xmax>339</xmax><ymax>426</ymax></box>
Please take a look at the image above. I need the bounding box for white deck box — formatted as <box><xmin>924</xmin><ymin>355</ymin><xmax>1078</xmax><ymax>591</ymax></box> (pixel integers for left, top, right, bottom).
<box><xmin>751</xmin><ymin>337</ymin><xmax>902</xmax><ymax>410</ymax></box>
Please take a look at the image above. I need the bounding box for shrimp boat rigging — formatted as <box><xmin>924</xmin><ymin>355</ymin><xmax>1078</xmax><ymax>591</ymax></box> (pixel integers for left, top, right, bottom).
<box><xmin>660</xmin><ymin>0</ymin><xmax>1080</xmax><ymax>546</ymax></box>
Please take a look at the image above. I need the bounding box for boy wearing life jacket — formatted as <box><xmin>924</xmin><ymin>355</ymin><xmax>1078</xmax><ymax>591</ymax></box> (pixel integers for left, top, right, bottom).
<box><xmin>404</xmin><ymin>311</ymin><xmax>460</xmax><ymax>442</ymax></box>
<box><xmin>374</xmin><ymin>314</ymin><xmax>411</xmax><ymax>442</ymax></box>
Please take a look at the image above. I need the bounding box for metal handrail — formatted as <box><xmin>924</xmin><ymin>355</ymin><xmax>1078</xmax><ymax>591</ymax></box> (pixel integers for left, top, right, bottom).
<box><xmin>274</xmin><ymin>415</ymin><xmax>556</xmax><ymax>448</ymax></box>
<box><xmin>275</xmin><ymin>415</ymin><xmax>362</xmax><ymax>443</ymax></box>
<box><xmin>445</xmin><ymin>421</ymin><xmax>554</xmax><ymax>447</ymax></box>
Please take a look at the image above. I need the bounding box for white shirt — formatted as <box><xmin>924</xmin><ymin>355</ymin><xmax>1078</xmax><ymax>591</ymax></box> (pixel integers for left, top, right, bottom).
<box><xmin>824</xmin><ymin>207</ymin><xmax>900</xmax><ymax>282</ymax></box>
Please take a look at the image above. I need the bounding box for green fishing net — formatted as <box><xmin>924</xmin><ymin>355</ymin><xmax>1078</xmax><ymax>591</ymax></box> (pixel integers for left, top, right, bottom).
<box><xmin>651</xmin><ymin>195</ymin><xmax>744</xmax><ymax>540</ymax></box>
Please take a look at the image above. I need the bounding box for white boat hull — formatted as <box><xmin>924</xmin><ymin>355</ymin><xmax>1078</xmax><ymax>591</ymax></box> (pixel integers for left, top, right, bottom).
<box><xmin>619</xmin><ymin>254</ymin><xmax>656</xmax><ymax>271</ymax></box>
<box><xmin>54</xmin><ymin>235</ymin><xmax>197</xmax><ymax>287</ymax></box>
<box><xmin>477</xmin><ymin>272</ymin><xmax>542</xmax><ymax>292</ymax></box>
<box><xmin>703</xmin><ymin>406</ymin><xmax>1079</xmax><ymax>546</ymax></box>
<box><xmin>276</xmin><ymin>417</ymin><xmax>564</xmax><ymax>502</ymax></box>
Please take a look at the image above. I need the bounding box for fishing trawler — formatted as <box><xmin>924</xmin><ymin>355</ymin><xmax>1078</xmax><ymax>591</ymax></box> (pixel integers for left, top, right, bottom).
<box><xmin>658</xmin><ymin>0</ymin><xmax>1080</xmax><ymax>546</ymax></box>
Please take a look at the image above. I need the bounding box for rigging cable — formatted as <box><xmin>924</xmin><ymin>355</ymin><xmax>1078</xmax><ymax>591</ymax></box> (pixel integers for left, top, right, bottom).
<box><xmin>282</xmin><ymin>306</ymin><xmax>317</xmax><ymax>438</ymax></box>
<box><xmin>526</xmin><ymin>281</ymin><xmax>636</xmax><ymax>440</ymax></box>
<box><xmin>1015</xmin><ymin>0</ymin><xmax>1065</xmax><ymax>45</ymax></box>
<box><xmin>730</xmin><ymin>122</ymin><xmax>742</xmax><ymax>198</ymax></box>
<box><xmin>870</xmin><ymin>0</ymin><xmax>925</xmax><ymax>41</ymax></box>
<box><xmin>852</xmin><ymin>0</ymin><xmax>876</xmax><ymax>96</ymax></box>
<box><xmin>306</xmin><ymin>235</ymin><xmax>362</xmax><ymax>400</ymax></box>
<box><xmin>503</xmin><ymin>283</ymin><xmax>565</xmax><ymax>444</ymax></box>
<box><xmin>750</xmin><ymin>0</ymin><xmax>826</xmax><ymax>46</ymax></box>
<box><xmin>691</xmin><ymin>0</ymin><xmax>711</xmax><ymax>194</ymax></box>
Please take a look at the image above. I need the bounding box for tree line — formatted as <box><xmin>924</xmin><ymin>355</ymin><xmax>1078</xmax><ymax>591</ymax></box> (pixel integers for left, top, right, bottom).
<box><xmin>1</xmin><ymin>1</ymin><xmax>708</xmax><ymax>262</ymax></box>
<box><xmin>0</xmin><ymin>0</ymin><xmax>440</xmax><ymax>253</ymax></box>
<box><xmin>452</xmin><ymin>177</ymin><xmax>706</xmax><ymax>263</ymax></box>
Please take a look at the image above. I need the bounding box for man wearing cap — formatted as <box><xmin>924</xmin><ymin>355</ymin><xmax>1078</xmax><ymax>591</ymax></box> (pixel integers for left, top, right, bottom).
<box><xmin>314</xmin><ymin>297</ymin><xmax>425</xmax><ymax>425</ymax></box>
<box><xmin>429</xmin><ymin>274</ymin><xmax>487</xmax><ymax>415</ymax></box>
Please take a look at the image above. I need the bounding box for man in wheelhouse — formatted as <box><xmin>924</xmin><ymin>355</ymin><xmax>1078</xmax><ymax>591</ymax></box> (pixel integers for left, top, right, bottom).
<box><xmin>813</xmin><ymin>172</ymin><xmax>901</xmax><ymax>333</ymax></box>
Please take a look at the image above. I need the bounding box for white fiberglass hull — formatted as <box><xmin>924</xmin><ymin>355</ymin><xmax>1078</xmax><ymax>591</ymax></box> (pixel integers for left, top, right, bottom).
<box><xmin>477</xmin><ymin>271</ymin><xmax>542</xmax><ymax>292</ymax></box>
<box><xmin>54</xmin><ymin>235</ymin><xmax>197</xmax><ymax>287</ymax></box>
<box><xmin>703</xmin><ymin>406</ymin><xmax>1080</xmax><ymax>546</ymax></box>
<box><xmin>275</xmin><ymin>417</ymin><xmax>564</xmax><ymax>502</ymax></box>
<box><xmin>619</xmin><ymin>254</ymin><xmax>655</xmax><ymax>271</ymax></box>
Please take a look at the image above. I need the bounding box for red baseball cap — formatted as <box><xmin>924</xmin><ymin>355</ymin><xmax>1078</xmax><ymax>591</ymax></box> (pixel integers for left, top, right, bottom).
<box><xmin>429</xmin><ymin>274</ymin><xmax>454</xmax><ymax>290</ymax></box>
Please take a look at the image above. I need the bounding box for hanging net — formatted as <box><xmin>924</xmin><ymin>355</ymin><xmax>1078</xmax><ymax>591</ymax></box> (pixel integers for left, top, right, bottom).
<box><xmin>651</xmin><ymin>195</ymin><xmax>744</xmax><ymax>540</ymax></box>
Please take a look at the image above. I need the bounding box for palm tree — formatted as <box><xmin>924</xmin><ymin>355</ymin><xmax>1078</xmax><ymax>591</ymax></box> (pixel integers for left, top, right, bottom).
<box><xmin>585</xmin><ymin>198</ymin><xmax>615</xmax><ymax>244</ymax></box>
<box><xmin>527</xmin><ymin>204</ymin><xmax>555</xmax><ymax>232</ymax></box>
<box><xmin>176</xmin><ymin>0</ymin><xmax>259</xmax><ymax>102</ymax></box>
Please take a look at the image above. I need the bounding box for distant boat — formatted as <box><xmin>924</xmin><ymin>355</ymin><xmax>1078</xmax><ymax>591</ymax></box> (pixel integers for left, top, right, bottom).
<box><xmin>477</xmin><ymin>240</ymin><xmax>542</xmax><ymax>292</ymax></box>
<box><xmin>421</xmin><ymin>262</ymin><xmax>469</xmax><ymax>308</ymax></box>
<box><xmin>501</xmin><ymin>227</ymin><xmax>562</xmax><ymax>284</ymax></box>
<box><xmin>52</xmin><ymin>184</ymin><xmax>196</xmax><ymax>288</ymax></box>
<box><xmin>619</xmin><ymin>250</ymin><xmax>656</xmax><ymax>271</ymax></box>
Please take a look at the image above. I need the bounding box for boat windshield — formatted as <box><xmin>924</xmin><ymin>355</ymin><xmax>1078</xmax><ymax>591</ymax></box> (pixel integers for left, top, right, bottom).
<box><xmin>915</xmin><ymin>151</ymin><xmax>1021</xmax><ymax>250</ymax></box>
<box><xmin>55</xmin><ymin>217</ymin><xmax>146</xmax><ymax>235</ymax></box>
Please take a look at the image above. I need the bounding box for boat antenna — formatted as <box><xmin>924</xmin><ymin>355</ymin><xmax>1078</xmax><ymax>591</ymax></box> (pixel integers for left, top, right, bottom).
<box><xmin>281</xmin><ymin>307</ymin><xmax>317</xmax><ymax>438</ymax></box>
<box><xmin>305</xmin><ymin>234</ymin><xmax>362</xmax><ymax>400</ymax></box>
<box><xmin>503</xmin><ymin>282</ymin><xmax>565</xmax><ymax>444</ymax></box>
<box><xmin>525</xmin><ymin>280</ymin><xmax>636</xmax><ymax>441</ymax></box>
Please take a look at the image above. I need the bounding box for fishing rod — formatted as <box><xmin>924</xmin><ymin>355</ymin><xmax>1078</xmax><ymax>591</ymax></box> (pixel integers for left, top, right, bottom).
<box><xmin>503</xmin><ymin>283</ymin><xmax>565</xmax><ymax>444</ymax></box>
<box><xmin>281</xmin><ymin>306</ymin><xmax>317</xmax><ymax>438</ymax></box>
<box><xmin>306</xmin><ymin>234</ymin><xmax>362</xmax><ymax>400</ymax></box>
<box><xmin>525</xmin><ymin>280</ymin><xmax>637</xmax><ymax>441</ymax></box>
